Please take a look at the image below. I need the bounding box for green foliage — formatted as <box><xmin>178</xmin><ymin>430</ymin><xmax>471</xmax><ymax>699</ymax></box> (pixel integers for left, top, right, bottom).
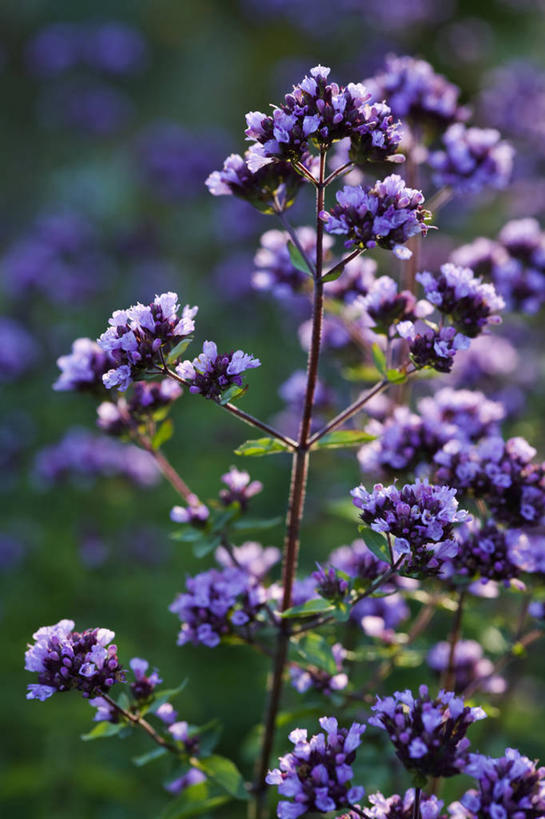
<box><xmin>312</xmin><ymin>430</ymin><xmax>376</xmax><ymax>449</ymax></box>
<box><xmin>234</xmin><ymin>437</ymin><xmax>291</xmax><ymax>456</ymax></box>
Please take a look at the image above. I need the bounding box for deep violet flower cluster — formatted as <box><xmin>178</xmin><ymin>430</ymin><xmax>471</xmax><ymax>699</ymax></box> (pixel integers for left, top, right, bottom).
<box><xmin>289</xmin><ymin>643</ymin><xmax>348</xmax><ymax>696</ymax></box>
<box><xmin>98</xmin><ymin>292</ymin><xmax>197</xmax><ymax>391</ymax></box>
<box><xmin>252</xmin><ymin>228</ymin><xmax>332</xmax><ymax>297</ymax></box>
<box><xmin>25</xmin><ymin>619</ymin><xmax>124</xmax><ymax>701</ymax></box>
<box><xmin>416</xmin><ymin>264</ymin><xmax>504</xmax><ymax>338</ymax></box>
<box><xmin>129</xmin><ymin>657</ymin><xmax>162</xmax><ymax>700</ymax></box>
<box><xmin>97</xmin><ymin>379</ymin><xmax>182</xmax><ymax>435</ymax></box>
<box><xmin>451</xmin><ymin>218</ymin><xmax>545</xmax><ymax>315</ymax></box>
<box><xmin>452</xmin><ymin>521</ymin><xmax>528</xmax><ymax>585</ymax></box>
<box><xmin>358</xmin><ymin>389</ymin><xmax>505</xmax><ymax>477</ymax></box>
<box><xmin>169</xmin><ymin>566</ymin><xmax>268</xmax><ymax>647</ymax></box>
<box><xmin>207</xmin><ymin>152</ymin><xmax>306</xmax><ymax>213</ymax></box>
<box><xmin>351</xmin><ymin>479</ymin><xmax>470</xmax><ymax>575</ymax></box>
<box><xmin>427</xmin><ymin>640</ymin><xmax>506</xmax><ymax>695</ymax></box>
<box><xmin>312</xmin><ymin>564</ymin><xmax>350</xmax><ymax>600</ymax></box>
<box><xmin>215</xmin><ymin>541</ymin><xmax>280</xmax><ymax>578</ymax></box>
<box><xmin>219</xmin><ymin>466</ymin><xmax>263</xmax><ymax>509</ymax></box>
<box><xmin>434</xmin><ymin>436</ymin><xmax>545</xmax><ymax>528</ymax></box>
<box><xmin>176</xmin><ymin>341</ymin><xmax>260</xmax><ymax>400</ymax></box>
<box><xmin>266</xmin><ymin>717</ymin><xmax>366</xmax><ymax>817</ymax></box>
<box><xmin>321</xmin><ymin>175</ymin><xmax>429</xmax><ymax>259</ymax></box>
<box><xmin>450</xmin><ymin>749</ymin><xmax>545</xmax><ymax>818</ymax></box>
<box><xmin>361</xmin><ymin>789</ymin><xmax>444</xmax><ymax>818</ymax></box>
<box><xmin>365</xmin><ymin>54</ymin><xmax>467</xmax><ymax>127</ymax></box>
<box><xmin>399</xmin><ymin>324</ymin><xmax>470</xmax><ymax>374</ymax></box>
<box><xmin>368</xmin><ymin>686</ymin><xmax>486</xmax><ymax>778</ymax></box>
<box><xmin>429</xmin><ymin>124</ymin><xmax>514</xmax><ymax>195</ymax></box>
<box><xmin>34</xmin><ymin>428</ymin><xmax>160</xmax><ymax>488</ymax></box>
<box><xmin>244</xmin><ymin>65</ymin><xmax>403</xmax><ymax>172</ymax></box>
<box><xmin>356</xmin><ymin>276</ymin><xmax>420</xmax><ymax>333</ymax></box>
<box><xmin>54</xmin><ymin>338</ymin><xmax>111</xmax><ymax>393</ymax></box>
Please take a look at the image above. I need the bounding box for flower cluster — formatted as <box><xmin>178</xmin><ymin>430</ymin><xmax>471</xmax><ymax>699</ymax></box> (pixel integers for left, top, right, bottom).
<box><xmin>215</xmin><ymin>541</ymin><xmax>280</xmax><ymax>578</ymax></box>
<box><xmin>206</xmin><ymin>151</ymin><xmax>306</xmax><ymax>213</ymax></box>
<box><xmin>312</xmin><ymin>564</ymin><xmax>350</xmax><ymax>600</ymax></box>
<box><xmin>266</xmin><ymin>717</ymin><xmax>366</xmax><ymax>817</ymax></box>
<box><xmin>98</xmin><ymin>292</ymin><xmax>197</xmax><ymax>391</ymax></box>
<box><xmin>245</xmin><ymin>64</ymin><xmax>403</xmax><ymax>171</ymax></box>
<box><xmin>54</xmin><ymin>337</ymin><xmax>111</xmax><ymax>393</ymax></box>
<box><xmin>356</xmin><ymin>276</ymin><xmax>419</xmax><ymax>333</ymax></box>
<box><xmin>416</xmin><ymin>264</ymin><xmax>504</xmax><ymax>337</ymax></box>
<box><xmin>369</xmin><ymin>686</ymin><xmax>486</xmax><ymax>778</ymax></box>
<box><xmin>452</xmin><ymin>521</ymin><xmax>527</xmax><ymax>585</ymax></box>
<box><xmin>129</xmin><ymin>657</ymin><xmax>162</xmax><ymax>700</ymax></box>
<box><xmin>219</xmin><ymin>466</ymin><xmax>263</xmax><ymax>509</ymax></box>
<box><xmin>97</xmin><ymin>379</ymin><xmax>182</xmax><ymax>435</ymax></box>
<box><xmin>398</xmin><ymin>323</ymin><xmax>470</xmax><ymax>373</ymax></box>
<box><xmin>450</xmin><ymin>749</ymin><xmax>545</xmax><ymax>818</ymax></box>
<box><xmin>365</xmin><ymin>54</ymin><xmax>467</xmax><ymax>127</ymax></box>
<box><xmin>429</xmin><ymin>124</ymin><xmax>514</xmax><ymax>194</ymax></box>
<box><xmin>361</xmin><ymin>789</ymin><xmax>444</xmax><ymax>818</ymax></box>
<box><xmin>290</xmin><ymin>643</ymin><xmax>348</xmax><ymax>696</ymax></box>
<box><xmin>352</xmin><ymin>479</ymin><xmax>469</xmax><ymax>575</ymax></box>
<box><xmin>324</xmin><ymin>255</ymin><xmax>377</xmax><ymax>304</ymax></box>
<box><xmin>170</xmin><ymin>502</ymin><xmax>210</xmax><ymax>526</ymax></box>
<box><xmin>321</xmin><ymin>175</ymin><xmax>429</xmax><ymax>259</ymax></box>
<box><xmin>25</xmin><ymin>619</ymin><xmax>124</xmax><ymax>701</ymax></box>
<box><xmin>434</xmin><ymin>436</ymin><xmax>545</xmax><ymax>527</ymax></box>
<box><xmin>176</xmin><ymin>341</ymin><xmax>260</xmax><ymax>400</ymax></box>
<box><xmin>427</xmin><ymin>640</ymin><xmax>505</xmax><ymax>695</ymax></box>
<box><xmin>169</xmin><ymin>567</ymin><xmax>267</xmax><ymax>647</ymax></box>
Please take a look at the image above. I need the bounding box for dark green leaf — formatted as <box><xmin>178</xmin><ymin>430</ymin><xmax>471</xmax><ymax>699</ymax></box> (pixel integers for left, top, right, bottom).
<box><xmin>282</xmin><ymin>598</ymin><xmax>334</xmax><ymax>619</ymax></box>
<box><xmin>287</xmin><ymin>241</ymin><xmax>313</xmax><ymax>276</ymax></box>
<box><xmin>193</xmin><ymin>534</ymin><xmax>222</xmax><ymax>558</ymax></box>
<box><xmin>148</xmin><ymin>681</ymin><xmax>189</xmax><ymax>714</ymax></box>
<box><xmin>358</xmin><ymin>527</ymin><xmax>391</xmax><ymax>564</ymax></box>
<box><xmin>198</xmin><ymin>755</ymin><xmax>249</xmax><ymax>800</ymax></box>
<box><xmin>232</xmin><ymin>516</ymin><xmax>282</xmax><ymax>532</ymax></box>
<box><xmin>132</xmin><ymin>747</ymin><xmax>168</xmax><ymax>767</ymax></box>
<box><xmin>292</xmin><ymin>633</ymin><xmax>338</xmax><ymax>675</ymax></box>
<box><xmin>167</xmin><ymin>338</ymin><xmax>194</xmax><ymax>365</ymax></box>
<box><xmin>371</xmin><ymin>343</ymin><xmax>387</xmax><ymax>375</ymax></box>
<box><xmin>342</xmin><ymin>364</ymin><xmax>382</xmax><ymax>382</ymax></box>
<box><xmin>81</xmin><ymin>721</ymin><xmax>127</xmax><ymax>741</ymax></box>
<box><xmin>161</xmin><ymin>782</ymin><xmax>231</xmax><ymax>819</ymax></box>
<box><xmin>312</xmin><ymin>430</ymin><xmax>376</xmax><ymax>449</ymax></box>
<box><xmin>196</xmin><ymin>719</ymin><xmax>223</xmax><ymax>757</ymax></box>
<box><xmin>321</xmin><ymin>266</ymin><xmax>344</xmax><ymax>283</ymax></box>
<box><xmin>234</xmin><ymin>438</ymin><xmax>290</xmax><ymax>457</ymax></box>
<box><xmin>218</xmin><ymin>384</ymin><xmax>248</xmax><ymax>405</ymax></box>
<box><xmin>170</xmin><ymin>527</ymin><xmax>207</xmax><ymax>543</ymax></box>
<box><xmin>152</xmin><ymin>419</ymin><xmax>174</xmax><ymax>450</ymax></box>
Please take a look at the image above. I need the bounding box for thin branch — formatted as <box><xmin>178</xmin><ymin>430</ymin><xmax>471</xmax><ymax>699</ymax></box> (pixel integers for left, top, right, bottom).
<box><xmin>321</xmin><ymin>248</ymin><xmax>363</xmax><ymax>282</ymax></box>
<box><xmin>308</xmin><ymin>378</ymin><xmax>389</xmax><ymax>446</ymax></box>
<box><xmin>441</xmin><ymin>588</ymin><xmax>466</xmax><ymax>692</ymax></box>
<box><xmin>137</xmin><ymin>434</ymin><xmax>201</xmax><ymax>505</ymax></box>
<box><xmin>292</xmin><ymin>159</ymin><xmax>318</xmax><ymax>185</ymax></box>
<box><xmin>101</xmin><ymin>693</ymin><xmax>179</xmax><ymax>754</ymax></box>
<box><xmin>163</xmin><ymin>367</ymin><xmax>296</xmax><ymax>449</ymax></box>
<box><xmin>413</xmin><ymin>787</ymin><xmax>422</xmax><ymax>819</ymax></box>
<box><xmin>324</xmin><ymin>161</ymin><xmax>355</xmax><ymax>187</ymax></box>
<box><xmin>426</xmin><ymin>186</ymin><xmax>453</xmax><ymax>214</ymax></box>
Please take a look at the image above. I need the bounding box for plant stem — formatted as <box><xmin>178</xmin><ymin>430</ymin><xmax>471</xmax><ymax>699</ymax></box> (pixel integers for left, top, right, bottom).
<box><xmin>413</xmin><ymin>787</ymin><xmax>422</xmax><ymax>819</ymax></box>
<box><xmin>322</xmin><ymin>248</ymin><xmax>362</xmax><ymax>282</ymax></box>
<box><xmin>308</xmin><ymin>378</ymin><xmax>389</xmax><ymax>445</ymax></box>
<box><xmin>102</xmin><ymin>693</ymin><xmax>179</xmax><ymax>754</ymax></box>
<box><xmin>252</xmin><ymin>150</ymin><xmax>327</xmax><ymax>819</ymax></box>
<box><xmin>275</xmin><ymin>208</ymin><xmax>316</xmax><ymax>275</ymax></box>
<box><xmin>442</xmin><ymin>588</ymin><xmax>466</xmax><ymax>692</ymax></box>
<box><xmin>138</xmin><ymin>434</ymin><xmax>201</xmax><ymax>505</ymax></box>
<box><xmin>164</xmin><ymin>367</ymin><xmax>297</xmax><ymax>449</ymax></box>
<box><xmin>324</xmin><ymin>160</ymin><xmax>354</xmax><ymax>186</ymax></box>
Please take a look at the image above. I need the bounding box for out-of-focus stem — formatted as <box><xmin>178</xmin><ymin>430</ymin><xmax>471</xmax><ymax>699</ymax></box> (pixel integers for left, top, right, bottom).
<box><xmin>442</xmin><ymin>588</ymin><xmax>466</xmax><ymax>691</ymax></box>
<box><xmin>138</xmin><ymin>434</ymin><xmax>200</xmax><ymax>505</ymax></box>
<box><xmin>413</xmin><ymin>787</ymin><xmax>422</xmax><ymax>819</ymax></box>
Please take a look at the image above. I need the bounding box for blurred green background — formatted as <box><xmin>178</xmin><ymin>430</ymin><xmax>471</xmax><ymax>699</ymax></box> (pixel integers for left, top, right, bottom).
<box><xmin>3</xmin><ymin>0</ymin><xmax>545</xmax><ymax>816</ymax></box>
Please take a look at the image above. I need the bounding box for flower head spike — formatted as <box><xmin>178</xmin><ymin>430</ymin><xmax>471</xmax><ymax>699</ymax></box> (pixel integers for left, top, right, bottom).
<box><xmin>177</xmin><ymin>340</ymin><xmax>260</xmax><ymax>400</ymax></box>
<box><xmin>361</xmin><ymin>788</ymin><xmax>444</xmax><ymax>818</ymax></box>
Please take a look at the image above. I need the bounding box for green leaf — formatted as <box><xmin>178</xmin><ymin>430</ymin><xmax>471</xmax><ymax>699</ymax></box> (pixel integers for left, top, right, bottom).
<box><xmin>232</xmin><ymin>516</ymin><xmax>283</xmax><ymax>532</ymax></box>
<box><xmin>358</xmin><ymin>527</ymin><xmax>391</xmax><ymax>564</ymax></box>
<box><xmin>218</xmin><ymin>384</ymin><xmax>248</xmax><ymax>405</ymax></box>
<box><xmin>196</xmin><ymin>719</ymin><xmax>223</xmax><ymax>757</ymax></box>
<box><xmin>371</xmin><ymin>343</ymin><xmax>387</xmax><ymax>375</ymax></box>
<box><xmin>282</xmin><ymin>597</ymin><xmax>334</xmax><ymax>619</ymax></box>
<box><xmin>386</xmin><ymin>368</ymin><xmax>408</xmax><ymax>384</ymax></box>
<box><xmin>312</xmin><ymin>430</ymin><xmax>376</xmax><ymax>449</ymax></box>
<box><xmin>198</xmin><ymin>755</ymin><xmax>249</xmax><ymax>800</ymax></box>
<box><xmin>288</xmin><ymin>241</ymin><xmax>313</xmax><ymax>276</ymax></box>
<box><xmin>167</xmin><ymin>338</ymin><xmax>194</xmax><ymax>365</ymax></box>
<box><xmin>148</xmin><ymin>681</ymin><xmax>189</xmax><ymax>714</ymax></box>
<box><xmin>81</xmin><ymin>721</ymin><xmax>126</xmax><ymax>741</ymax></box>
<box><xmin>152</xmin><ymin>419</ymin><xmax>174</xmax><ymax>450</ymax></box>
<box><xmin>342</xmin><ymin>364</ymin><xmax>382</xmax><ymax>382</ymax></box>
<box><xmin>234</xmin><ymin>438</ymin><xmax>290</xmax><ymax>457</ymax></box>
<box><xmin>170</xmin><ymin>527</ymin><xmax>207</xmax><ymax>543</ymax></box>
<box><xmin>321</xmin><ymin>266</ymin><xmax>344</xmax><ymax>283</ymax></box>
<box><xmin>192</xmin><ymin>534</ymin><xmax>222</xmax><ymax>558</ymax></box>
<box><xmin>293</xmin><ymin>633</ymin><xmax>338</xmax><ymax>675</ymax></box>
<box><xmin>132</xmin><ymin>747</ymin><xmax>168</xmax><ymax>767</ymax></box>
<box><xmin>161</xmin><ymin>783</ymin><xmax>231</xmax><ymax>819</ymax></box>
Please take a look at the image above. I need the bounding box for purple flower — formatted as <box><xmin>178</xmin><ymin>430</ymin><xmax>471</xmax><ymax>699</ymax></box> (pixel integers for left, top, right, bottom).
<box><xmin>207</xmin><ymin>151</ymin><xmax>306</xmax><ymax>213</ymax></box>
<box><xmin>312</xmin><ymin>564</ymin><xmax>349</xmax><ymax>600</ymax></box>
<box><xmin>361</xmin><ymin>788</ymin><xmax>444</xmax><ymax>818</ymax></box>
<box><xmin>245</xmin><ymin>65</ymin><xmax>403</xmax><ymax>171</ymax></box>
<box><xmin>165</xmin><ymin>768</ymin><xmax>207</xmax><ymax>795</ymax></box>
<box><xmin>37</xmin><ymin>78</ymin><xmax>132</xmax><ymax>135</ymax></box>
<box><xmin>25</xmin><ymin>619</ymin><xmax>124</xmax><ymax>700</ymax></box>
<box><xmin>129</xmin><ymin>657</ymin><xmax>162</xmax><ymax>700</ymax></box>
<box><xmin>290</xmin><ymin>643</ymin><xmax>348</xmax><ymax>696</ymax></box>
<box><xmin>176</xmin><ymin>341</ymin><xmax>260</xmax><ymax>400</ymax></box>
<box><xmin>324</xmin><ymin>255</ymin><xmax>377</xmax><ymax>304</ymax></box>
<box><xmin>365</xmin><ymin>54</ymin><xmax>468</xmax><ymax>127</ymax></box>
<box><xmin>266</xmin><ymin>716</ymin><xmax>366</xmax><ymax>817</ymax></box>
<box><xmin>89</xmin><ymin>696</ymin><xmax>118</xmax><ymax>723</ymax></box>
<box><xmin>429</xmin><ymin>124</ymin><xmax>514</xmax><ymax>195</ymax></box>
<box><xmin>452</xmin><ymin>521</ymin><xmax>528</xmax><ymax>585</ymax></box>
<box><xmin>169</xmin><ymin>567</ymin><xmax>268</xmax><ymax>648</ymax></box>
<box><xmin>0</xmin><ymin>317</ymin><xmax>38</xmax><ymax>382</ymax></box>
<box><xmin>450</xmin><ymin>748</ymin><xmax>545</xmax><ymax>818</ymax></box>
<box><xmin>416</xmin><ymin>264</ymin><xmax>504</xmax><ymax>337</ymax></box>
<box><xmin>170</xmin><ymin>503</ymin><xmax>210</xmax><ymax>526</ymax></box>
<box><xmin>215</xmin><ymin>541</ymin><xmax>280</xmax><ymax>578</ymax></box>
<box><xmin>399</xmin><ymin>322</ymin><xmax>470</xmax><ymax>373</ymax></box>
<box><xmin>352</xmin><ymin>479</ymin><xmax>470</xmax><ymax>576</ymax></box>
<box><xmin>97</xmin><ymin>379</ymin><xmax>182</xmax><ymax>436</ymax></box>
<box><xmin>321</xmin><ymin>176</ymin><xmax>429</xmax><ymax>259</ymax></box>
<box><xmin>219</xmin><ymin>466</ymin><xmax>263</xmax><ymax>509</ymax></box>
<box><xmin>427</xmin><ymin>640</ymin><xmax>505</xmax><ymax>695</ymax></box>
<box><xmin>54</xmin><ymin>338</ymin><xmax>110</xmax><ymax>392</ymax></box>
<box><xmin>98</xmin><ymin>292</ymin><xmax>197</xmax><ymax>391</ymax></box>
<box><xmin>369</xmin><ymin>686</ymin><xmax>486</xmax><ymax>778</ymax></box>
<box><xmin>356</xmin><ymin>276</ymin><xmax>421</xmax><ymax>332</ymax></box>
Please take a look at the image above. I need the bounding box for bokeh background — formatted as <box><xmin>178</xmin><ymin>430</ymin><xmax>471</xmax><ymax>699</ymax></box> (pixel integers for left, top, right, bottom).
<box><xmin>3</xmin><ymin>0</ymin><xmax>545</xmax><ymax>816</ymax></box>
